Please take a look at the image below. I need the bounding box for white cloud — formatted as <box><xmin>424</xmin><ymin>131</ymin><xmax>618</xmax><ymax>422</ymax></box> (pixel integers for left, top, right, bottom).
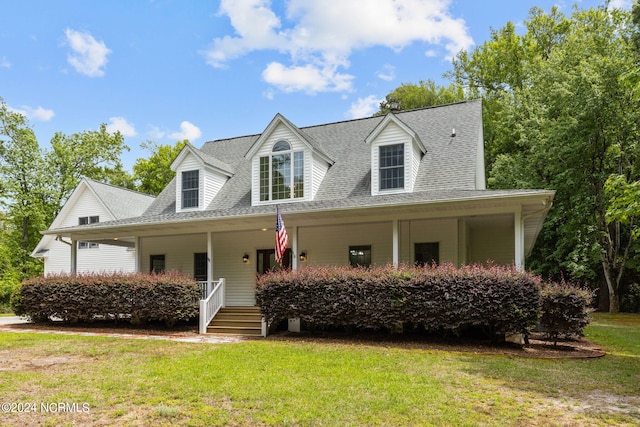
<box><xmin>65</xmin><ymin>28</ymin><xmax>111</xmax><ymax>77</ymax></box>
<box><xmin>0</xmin><ymin>56</ymin><xmax>10</xmax><ymax>69</ymax></box>
<box><xmin>7</xmin><ymin>104</ymin><xmax>55</xmax><ymax>121</ymax></box>
<box><xmin>106</xmin><ymin>117</ymin><xmax>136</xmax><ymax>137</ymax></box>
<box><xmin>346</xmin><ymin>95</ymin><xmax>381</xmax><ymax>119</ymax></box>
<box><xmin>147</xmin><ymin>125</ymin><xmax>166</xmax><ymax>140</ymax></box>
<box><xmin>168</xmin><ymin>121</ymin><xmax>202</xmax><ymax>141</ymax></box>
<box><xmin>203</xmin><ymin>0</ymin><xmax>473</xmax><ymax>93</ymax></box>
<box><xmin>262</xmin><ymin>61</ymin><xmax>354</xmax><ymax>94</ymax></box>
<box><xmin>376</xmin><ymin>64</ymin><xmax>395</xmax><ymax>82</ymax></box>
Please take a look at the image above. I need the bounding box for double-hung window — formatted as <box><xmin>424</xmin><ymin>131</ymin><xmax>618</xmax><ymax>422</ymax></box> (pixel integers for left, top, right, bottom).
<box><xmin>379</xmin><ymin>144</ymin><xmax>404</xmax><ymax>190</ymax></box>
<box><xmin>182</xmin><ymin>170</ymin><xmax>199</xmax><ymax>209</ymax></box>
<box><xmin>78</xmin><ymin>216</ymin><xmax>99</xmax><ymax>249</ymax></box>
<box><xmin>259</xmin><ymin>141</ymin><xmax>304</xmax><ymax>202</ymax></box>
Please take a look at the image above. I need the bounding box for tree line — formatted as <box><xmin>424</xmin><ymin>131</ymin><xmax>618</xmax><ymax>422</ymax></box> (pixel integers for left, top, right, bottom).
<box><xmin>0</xmin><ymin>100</ymin><xmax>185</xmax><ymax>301</ymax></box>
<box><xmin>379</xmin><ymin>3</ymin><xmax>640</xmax><ymax>312</ymax></box>
<box><xmin>2</xmin><ymin>3</ymin><xmax>640</xmax><ymax>313</ymax></box>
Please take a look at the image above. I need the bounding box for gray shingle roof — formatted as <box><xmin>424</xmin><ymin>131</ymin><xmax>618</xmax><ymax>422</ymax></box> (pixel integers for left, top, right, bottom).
<box><xmin>84</xmin><ymin>178</ymin><xmax>155</xmax><ymax>219</ymax></box>
<box><xmin>145</xmin><ymin>100</ymin><xmax>485</xmax><ymax>216</ymax></box>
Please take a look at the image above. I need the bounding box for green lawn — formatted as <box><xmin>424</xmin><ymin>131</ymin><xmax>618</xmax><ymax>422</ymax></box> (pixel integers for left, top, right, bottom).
<box><xmin>0</xmin><ymin>313</ymin><xmax>638</xmax><ymax>426</ymax></box>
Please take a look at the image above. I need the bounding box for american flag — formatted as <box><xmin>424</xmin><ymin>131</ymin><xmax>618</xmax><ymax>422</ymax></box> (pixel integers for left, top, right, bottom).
<box><xmin>275</xmin><ymin>206</ymin><xmax>288</xmax><ymax>265</ymax></box>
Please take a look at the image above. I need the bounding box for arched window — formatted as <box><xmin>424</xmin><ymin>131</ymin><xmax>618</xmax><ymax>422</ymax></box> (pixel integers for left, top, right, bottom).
<box><xmin>259</xmin><ymin>140</ymin><xmax>304</xmax><ymax>201</ymax></box>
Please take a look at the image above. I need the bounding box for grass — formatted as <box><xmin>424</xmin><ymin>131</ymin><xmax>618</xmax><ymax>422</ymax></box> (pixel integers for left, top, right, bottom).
<box><xmin>0</xmin><ymin>313</ymin><xmax>638</xmax><ymax>426</ymax></box>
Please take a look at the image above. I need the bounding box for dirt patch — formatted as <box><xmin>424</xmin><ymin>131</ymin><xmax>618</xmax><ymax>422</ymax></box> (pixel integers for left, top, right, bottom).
<box><xmin>265</xmin><ymin>330</ymin><xmax>606</xmax><ymax>358</ymax></box>
<box><xmin>0</xmin><ymin>321</ymin><xmax>605</xmax><ymax>358</ymax></box>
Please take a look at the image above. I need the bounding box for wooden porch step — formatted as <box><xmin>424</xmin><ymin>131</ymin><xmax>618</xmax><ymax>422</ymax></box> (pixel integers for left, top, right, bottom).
<box><xmin>207</xmin><ymin>306</ymin><xmax>263</xmax><ymax>336</ymax></box>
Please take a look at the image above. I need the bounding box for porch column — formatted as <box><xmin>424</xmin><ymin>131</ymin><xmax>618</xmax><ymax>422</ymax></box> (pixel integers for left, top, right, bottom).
<box><xmin>392</xmin><ymin>219</ymin><xmax>399</xmax><ymax>268</ymax></box>
<box><xmin>70</xmin><ymin>239</ymin><xmax>77</xmax><ymax>274</ymax></box>
<box><xmin>134</xmin><ymin>236</ymin><xmax>141</xmax><ymax>273</ymax></box>
<box><xmin>207</xmin><ymin>231</ymin><xmax>214</xmax><ymax>296</ymax></box>
<box><xmin>514</xmin><ymin>211</ymin><xmax>524</xmax><ymax>271</ymax></box>
<box><xmin>292</xmin><ymin>226</ymin><xmax>299</xmax><ymax>270</ymax></box>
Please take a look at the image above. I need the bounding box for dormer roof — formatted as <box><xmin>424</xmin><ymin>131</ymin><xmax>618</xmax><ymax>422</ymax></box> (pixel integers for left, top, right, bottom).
<box><xmin>365</xmin><ymin>113</ymin><xmax>427</xmax><ymax>154</ymax></box>
<box><xmin>171</xmin><ymin>142</ymin><xmax>235</xmax><ymax>177</ymax></box>
<box><xmin>245</xmin><ymin>113</ymin><xmax>334</xmax><ymax>164</ymax></box>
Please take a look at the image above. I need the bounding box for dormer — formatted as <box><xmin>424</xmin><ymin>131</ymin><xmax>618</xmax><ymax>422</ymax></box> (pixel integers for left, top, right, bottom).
<box><xmin>171</xmin><ymin>143</ymin><xmax>234</xmax><ymax>212</ymax></box>
<box><xmin>366</xmin><ymin>113</ymin><xmax>426</xmax><ymax>196</ymax></box>
<box><xmin>245</xmin><ymin>114</ymin><xmax>334</xmax><ymax>206</ymax></box>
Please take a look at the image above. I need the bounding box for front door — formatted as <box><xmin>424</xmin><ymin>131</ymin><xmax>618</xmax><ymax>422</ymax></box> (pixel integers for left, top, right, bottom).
<box><xmin>256</xmin><ymin>248</ymin><xmax>292</xmax><ymax>274</ymax></box>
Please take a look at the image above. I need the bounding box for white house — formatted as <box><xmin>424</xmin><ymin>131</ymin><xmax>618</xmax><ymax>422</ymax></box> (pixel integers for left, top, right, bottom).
<box><xmin>32</xmin><ymin>177</ymin><xmax>155</xmax><ymax>275</ymax></box>
<box><xmin>37</xmin><ymin>100</ymin><xmax>555</xmax><ymax>334</ymax></box>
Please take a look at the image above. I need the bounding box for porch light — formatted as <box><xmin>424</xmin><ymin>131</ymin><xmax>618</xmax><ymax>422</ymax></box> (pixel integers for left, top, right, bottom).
<box><xmin>242</xmin><ymin>253</ymin><xmax>250</xmax><ymax>263</ymax></box>
<box><xmin>299</xmin><ymin>251</ymin><xmax>307</xmax><ymax>262</ymax></box>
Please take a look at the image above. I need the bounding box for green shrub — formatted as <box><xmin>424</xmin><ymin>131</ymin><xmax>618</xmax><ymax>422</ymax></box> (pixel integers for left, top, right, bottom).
<box><xmin>256</xmin><ymin>264</ymin><xmax>541</xmax><ymax>341</ymax></box>
<box><xmin>13</xmin><ymin>272</ymin><xmax>200</xmax><ymax>326</ymax></box>
<box><xmin>0</xmin><ymin>279</ymin><xmax>19</xmax><ymax>313</ymax></box>
<box><xmin>539</xmin><ymin>282</ymin><xmax>594</xmax><ymax>345</ymax></box>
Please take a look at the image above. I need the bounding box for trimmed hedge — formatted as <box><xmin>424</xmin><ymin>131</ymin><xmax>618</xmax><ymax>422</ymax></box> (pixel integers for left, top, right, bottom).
<box><xmin>256</xmin><ymin>264</ymin><xmax>542</xmax><ymax>340</ymax></box>
<box><xmin>539</xmin><ymin>282</ymin><xmax>594</xmax><ymax>345</ymax></box>
<box><xmin>12</xmin><ymin>272</ymin><xmax>200</xmax><ymax>326</ymax></box>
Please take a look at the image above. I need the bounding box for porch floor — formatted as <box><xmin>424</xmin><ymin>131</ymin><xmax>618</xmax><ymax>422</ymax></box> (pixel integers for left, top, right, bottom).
<box><xmin>207</xmin><ymin>306</ymin><xmax>262</xmax><ymax>336</ymax></box>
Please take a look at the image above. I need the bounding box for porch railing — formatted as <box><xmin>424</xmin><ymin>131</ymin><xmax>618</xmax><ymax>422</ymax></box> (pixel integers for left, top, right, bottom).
<box><xmin>199</xmin><ymin>278</ymin><xmax>225</xmax><ymax>334</ymax></box>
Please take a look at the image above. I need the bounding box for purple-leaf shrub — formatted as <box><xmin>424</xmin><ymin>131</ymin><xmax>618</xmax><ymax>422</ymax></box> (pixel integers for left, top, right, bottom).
<box><xmin>256</xmin><ymin>264</ymin><xmax>542</xmax><ymax>339</ymax></box>
<box><xmin>14</xmin><ymin>272</ymin><xmax>200</xmax><ymax>326</ymax></box>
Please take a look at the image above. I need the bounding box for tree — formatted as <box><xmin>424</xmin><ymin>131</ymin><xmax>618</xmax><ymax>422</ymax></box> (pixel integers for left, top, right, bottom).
<box><xmin>376</xmin><ymin>79</ymin><xmax>467</xmax><ymax>115</ymax></box>
<box><xmin>449</xmin><ymin>6</ymin><xmax>640</xmax><ymax>312</ymax></box>
<box><xmin>46</xmin><ymin>124</ymin><xmax>133</xmax><ymax>218</ymax></box>
<box><xmin>0</xmin><ymin>99</ymin><xmax>48</xmax><ymax>278</ymax></box>
<box><xmin>0</xmin><ymin>97</ymin><xmax>133</xmax><ymax>281</ymax></box>
<box><xmin>133</xmin><ymin>139</ymin><xmax>187</xmax><ymax>196</ymax></box>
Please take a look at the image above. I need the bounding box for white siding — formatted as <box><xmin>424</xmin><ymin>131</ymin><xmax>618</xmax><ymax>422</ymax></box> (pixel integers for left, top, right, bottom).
<box><xmin>43</xmin><ymin>186</ymin><xmax>136</xmax><ymax>275</ymax></box>
<box><xmin>468</xmin><ymin>225</ymin><xmax>514</xmax><ymax>265</ymax></box>
<box><xmin>411</xmin><ymin>141</ymin><xmax>422</xmax><ymax>192</ymax></box>
<box><xmin>298</xmin><ymin>223</ymin><xmax>393</xmax><ymax>266</ymax></box>
<box><xmin>212</xmin><ymin>230</ymin><xmax>276</xmax><ymax>306</ymax></box>
<box><xmin>175</xmin><ymin>153</ymin><xmax>229</xmax><ymax>211</ymax></box>
<box><xmin>175</xmin><ymin>155</ymin><xmax>201</xmax><ymax>213</ymax></box>
<box><xmin>139</xmin><ymin>234</ymin><xmax>207</xmax><ymax>275</ymax></box>
<box><xmin>250</xmin><ymin>122</ymin><xmax>329</xmax><ymax>205</ymax></box>
<box><xmin>203</xmin><ymin>168</ymin><xmax>228</xmax><ymax>208</ymax></box>
<box><xmin>312</xmin><ymin>154</ymin><xmax>329</xmax><ymax>199</ymax></box>
<box><xmin>398</xmin><ymin>219</ymin><xmax>459</xmax><ymax>265</ymax></box>
<box><xmin>370</xmin><ymin>122</ymin><xmax>413</xmax><ymax>196</ymax></box>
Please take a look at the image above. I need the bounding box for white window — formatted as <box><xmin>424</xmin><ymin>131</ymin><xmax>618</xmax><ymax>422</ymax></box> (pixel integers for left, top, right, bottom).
<box><xmin>259</xmin><ymin>140</ymin><xmax>304</xmax><ymax>201</ymax></box>
<box><xmin>379</xmin><ymin>144</ymin><xmax>404</xmax><ymax>190</ymax></box>
<box><xmin>181</xmin><ymin>170</ymin><xmax>199</xmax><ymax>209</ymax></box>
<box><xmin>78</xmin><ymin>216</ymin><xmax>99</xmax><ymax>249</ymax></box>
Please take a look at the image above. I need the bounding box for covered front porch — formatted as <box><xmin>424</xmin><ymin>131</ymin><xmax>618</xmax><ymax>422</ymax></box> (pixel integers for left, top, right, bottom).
<box><xmin>48</xmin><ymin>191</ymin><xmax>554</xmax><ymax>335</ymax></box>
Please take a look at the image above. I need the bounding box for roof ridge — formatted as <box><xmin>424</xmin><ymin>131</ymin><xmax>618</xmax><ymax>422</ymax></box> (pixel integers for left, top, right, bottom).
<box><xmin>202</xmin><ymin>99</ymin><xmax>481</xmax><ymax>145</ymax></box>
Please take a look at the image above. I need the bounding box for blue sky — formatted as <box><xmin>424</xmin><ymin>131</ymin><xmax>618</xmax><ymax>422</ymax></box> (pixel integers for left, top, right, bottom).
<box><xmin>0</xmin><ymin>0</ymin><xmax>629</xmax><ymax>171</ymax></box>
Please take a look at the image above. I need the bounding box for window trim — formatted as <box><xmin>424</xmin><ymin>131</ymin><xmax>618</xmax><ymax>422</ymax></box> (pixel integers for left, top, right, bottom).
<box><xmin>378</xmin><ymin>143</ymin><xmax>405</xmax><ymax>191</ymax></box>
<box><xmin>78</xmin><ymin>216</ymin><xmax>99</xmax><ymax>249</ymax></box>
<box><xmin>414</xmin><ymin>242</ymin><xmax>440</xmax><ymax>267</ymax></box>
<box><xmin>259</xmin><ymin>140</ymin><xmax>304</xmax><ymax>202</ymax></box>
<box><xmin>181</xmin><ymin>169</ymin><xmax>200</xmax><ymax>209</ymax></box>
<box><xmin>150</xmin><ymin>254</ymin><xmax>166</xmax><ymax>274</ymax></box>
<box><xmin>349</xmin><ymin>245</ymin><xmax>372</xmax><ymax>268</ymax></box>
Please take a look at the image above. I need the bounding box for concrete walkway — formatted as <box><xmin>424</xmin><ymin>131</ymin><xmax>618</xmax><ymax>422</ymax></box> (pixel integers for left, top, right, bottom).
<box><xmin>0</xmin><ymin>317</ymin><xmax>245</xmax><ymax>344</ymax></box>
<box><xmin>0</xmin><ymin>316</ymin><xmax>30</xmax><ymax>325</ymax></box>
